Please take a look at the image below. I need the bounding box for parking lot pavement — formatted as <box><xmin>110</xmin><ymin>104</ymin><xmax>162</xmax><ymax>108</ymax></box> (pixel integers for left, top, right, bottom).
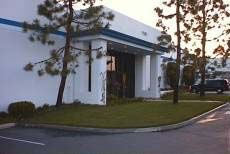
<box><xmin>0</xmin><ymin>104</ymin><xmax>229</xmax><ymax>154</ymax></box>
<box><xmin>206</xmin><ymin>91</ymin><xmax>230</xmax><ymax>95</ymax></box>
<box><xmin>188</xmin><ymin>90</ymin><xmax>230</xmax><ymax>95</ymax></box>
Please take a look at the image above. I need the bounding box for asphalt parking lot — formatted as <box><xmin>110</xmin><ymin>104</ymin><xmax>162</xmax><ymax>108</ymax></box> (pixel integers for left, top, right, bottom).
<box><xmin>0</xmin><ymin>104</ymin><xmax>229</xmax><ymax>154</ymax></box>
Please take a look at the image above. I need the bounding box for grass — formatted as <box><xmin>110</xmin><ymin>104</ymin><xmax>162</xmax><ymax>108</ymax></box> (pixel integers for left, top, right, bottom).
<box><xmin>161</xmin><ymin>91</ymin><xmax>230</xmax><ymax>102</ymax></box>
<box><xmin>0</xmin><ymin>117</ymin><xmax>14</xmax><ymax>124</ymax></box>
<box><xmin>26</xmin><ymin>101</ymin><xmax>224</xmax><ymax>128</ymax></box>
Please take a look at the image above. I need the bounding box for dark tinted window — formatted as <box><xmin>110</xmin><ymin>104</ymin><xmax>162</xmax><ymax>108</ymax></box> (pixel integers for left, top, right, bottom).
<box><xmin>206</xmin><ymin>80</ymin><xmax>224</xmax><ymax>86</ymax></box>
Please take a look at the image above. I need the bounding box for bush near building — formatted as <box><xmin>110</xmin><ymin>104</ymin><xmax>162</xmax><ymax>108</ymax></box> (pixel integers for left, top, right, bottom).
<box><xmin>182</xmin><ymin>65</ymin><xmax>195</xmax><ymax>87</ymax></box>
<box><xmin>8</xmin><ymin>101</ymin><xmax>36</xmax><ymax>119</ymax></box>
<box><xmin>166</xmin><ymin>62</ymin><xmax>177</xmax><ymax>88</ymax></box>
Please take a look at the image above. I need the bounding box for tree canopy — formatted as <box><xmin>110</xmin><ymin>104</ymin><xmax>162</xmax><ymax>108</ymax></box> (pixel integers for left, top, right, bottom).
<box><xmin>23</xmin><ymin>0</ymin><xmax>114</xmax><ymax>106</ymax></box>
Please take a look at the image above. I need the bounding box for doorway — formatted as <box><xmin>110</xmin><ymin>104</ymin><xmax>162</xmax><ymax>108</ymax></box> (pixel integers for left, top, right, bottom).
<box><xmin>107</xmin><ymin>51</ymin><xmax>135</xmax><ymax>98</ymax></box>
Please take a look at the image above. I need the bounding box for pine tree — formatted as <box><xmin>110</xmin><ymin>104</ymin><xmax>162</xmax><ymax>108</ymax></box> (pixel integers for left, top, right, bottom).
<box><xmin>185</xmin><ymin>0</ymin><xmax>230</xmax><ymax>96</ymax></box>
<box><xmin>23</xmin><ymin>0</ymin><xmax>114</xmax><ymax>107</ymax></box>
<box><xmin>213</xmin><ymin>40</ymin><xmax>230</xmax><ymax>67</ymax></box>
<box><xmin>155</xmin><ymin>0</ymin><xmax>188</xmax><ymax>104</ymax></box>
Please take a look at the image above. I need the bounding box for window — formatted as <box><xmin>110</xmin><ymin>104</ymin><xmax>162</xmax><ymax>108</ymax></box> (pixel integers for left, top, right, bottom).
<box><xmin>107</xmin><ymin>56</ymin><xmax>116</xmax><ymax>71</ymax></box>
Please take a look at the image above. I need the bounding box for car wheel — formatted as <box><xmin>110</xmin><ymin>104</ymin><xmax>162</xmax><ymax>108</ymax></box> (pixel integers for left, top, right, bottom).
<box><xmin>216</xmin><ymin>89</ymin><xmax>223</xmax><ymax>94</ymax></box>
<box><xmin>195</xmin><ymin>90</ymin><xmax>199</xmax><ymax>94</ymax></box>
<box><xmin>191</xmin><ymin>89</ymin><xmax>196</xmax><ymax>93</ymax></box>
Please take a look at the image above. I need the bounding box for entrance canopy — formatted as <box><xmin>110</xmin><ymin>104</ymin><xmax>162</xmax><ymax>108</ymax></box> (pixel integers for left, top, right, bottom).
<box><xmin>73</xmin><ymin>7</ymin><xmax>168</xmax><ymax>55</ymax></box>
<box><xmin>73</xmin><ymin>28</ymin><xmax>167</xmax><ymax>55</ymax></box>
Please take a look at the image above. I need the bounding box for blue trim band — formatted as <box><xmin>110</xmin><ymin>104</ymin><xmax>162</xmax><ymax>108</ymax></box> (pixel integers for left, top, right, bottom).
<box><xmin>0</xmin><ymin>17</ymin><xmax>65</xmax><ymax>36</ymax></box>
<box><xmin>0</xmin><ymin>18</ymin><xmax>22</xmax><ymax>27</ymax></box>
<box><xmin>0</xmin><ymin>17</ymin><xmax>167</xmax><ymax>52</ymax></box>
<box><xmin>101</xmin><ymin>29</ymin><xmax>167</xmax><ymax>52</ymax></box>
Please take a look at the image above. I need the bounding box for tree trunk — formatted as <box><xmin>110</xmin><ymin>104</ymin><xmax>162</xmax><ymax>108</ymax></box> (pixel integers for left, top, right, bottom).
<box><xmin>200</xmin><ymin>0</ymin><xmax>206</xmax><ymax>97</ymax></box>
<box><xmin>56</xmin><ymin>0</ymin><xmax>74</xmax><ymax>107</ymax></box>
<box><xmin>56</xmin><ymin>75</ymin><xmax>67</xmax><ymax>107</ymax></box>
<box><xmin>173</xmin><ymin>0</ymin><xmax>181</xmax><ymax>104</ymax></box>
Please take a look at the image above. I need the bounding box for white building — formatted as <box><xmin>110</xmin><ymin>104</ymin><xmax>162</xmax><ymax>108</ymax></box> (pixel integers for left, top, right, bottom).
<box><xmin>206</xmin><ymin>58</ymin><xmax>230</xmax><ymax>80</ymax></box>
<box><xmin>0</xmin><ymin>0</ymin><xmax>167</xmax><ymax>111</ymax></box>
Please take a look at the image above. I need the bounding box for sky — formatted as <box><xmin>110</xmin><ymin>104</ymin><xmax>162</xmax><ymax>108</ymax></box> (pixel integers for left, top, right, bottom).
<box><xmin>89</xmin><ymin>0</ymin><xmax>230</xmax><ymax>57</ymax></box>
<box><xmin>95</xmin><ymin>0</ymin><xmax>160</xmax><ymax>27</ymax></box>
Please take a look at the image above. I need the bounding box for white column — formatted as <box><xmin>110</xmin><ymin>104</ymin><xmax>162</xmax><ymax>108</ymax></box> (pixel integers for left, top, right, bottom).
<box><xmin>150</xmin><ymin>54</ymin><xmax>161</xmax><ymax>98</ymax></box>
<box><xmin>71</xmin><ymin>41</ymin><xmax>89</xmax><ymax>102</ymax></box>
<box><xmin>91</xmin><ymin>39</ymin><xmax>107</xmax><ymax>105</ymax></box>
<box><xmin>135</xmin><ymin>55</ymin><xmax>145</xmax><ymax>97</ymax></box>
<box><xmin>145</xmin><ymin>55</ymin><xmax>151</xmax><ymax>90</ymax></box>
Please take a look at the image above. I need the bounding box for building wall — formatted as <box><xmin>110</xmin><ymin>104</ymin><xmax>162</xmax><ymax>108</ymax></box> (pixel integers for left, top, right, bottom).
<box><xmin>0</xmin><ymin>0</ymin><xmax>161</xmax><ymax>48</ymax></box>
<box><xmin>103</xmin><ymin>7</ymin><xmax>161</xmax><ymax>44</ymax></box>
<box><xmin>0</xmin><ymin>1</ymin><xmax>106</xmax><ymax>111</ymax></box>
<box><xmin>0</xmin><ymin>25</ymin><xmax>107</xmax><ymax>111</ymax></box>
<box><xmin>0</xmin><ymin>0</ymin><xmax>45</xmax><ymax>23</ymax></box>
<box><xmin>0</xmin><ymin>24</ymin><xmax>67</xmax><ymax>111</ymax></box>
<box><xmin>73</xmin><ymin>40</ymin><xmax>107</xmax><ymax>105</ymax></box>
<box><xmin>0</xmin><ymin>1</ymin><xmax>163</xmax><ymax>111</ymax></box>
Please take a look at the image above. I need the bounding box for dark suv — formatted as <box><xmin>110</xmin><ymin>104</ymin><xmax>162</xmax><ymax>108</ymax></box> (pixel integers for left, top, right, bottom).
<box><xmin>190</xmin><ymin>79</ymin><xmax>229</xmax><ymax>94</ymax></box>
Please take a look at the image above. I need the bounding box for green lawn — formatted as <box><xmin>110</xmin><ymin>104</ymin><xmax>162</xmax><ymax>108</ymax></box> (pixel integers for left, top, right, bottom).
<box><xmin>162</xmin><ymin>92</ymin><xmax>230</xmax><ymax>102</ymax></box>
<box><xmin>0</xmin><ymin>117</ymin><xmax>14</xmax><ymax>124</ymax></box>
<box><xmin>27</xmin><ymin>101</ymin><xmax>224</xmax><ymax>128</ymax></box>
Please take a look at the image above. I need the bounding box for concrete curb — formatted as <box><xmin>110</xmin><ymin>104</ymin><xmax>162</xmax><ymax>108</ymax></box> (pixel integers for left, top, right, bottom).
<box><xmin>145</xmin><ymin>99</ymin><xmax>223</xmax><ymax>103</ymax></box>
<box><xmin>0</xmin><ymin>123</ymin><xmax>16</xmax><ymax>130</ymax></box>
<box><xmin>18</xmin><ymin>102</ymin><xmax>229</xmax><ymax>133</ymax></box>
<box><xmin>134</xmin><ymin>102</ymin><xmax>229</xmax><ymax>132</ymax></box>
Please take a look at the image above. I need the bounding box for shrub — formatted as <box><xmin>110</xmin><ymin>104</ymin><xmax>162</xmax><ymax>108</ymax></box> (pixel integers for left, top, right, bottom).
<box><xmin>37</xmin><ymin>103</ymin><xmax>57</xmax><ymax>112</ymax></box>
<box><xmin>37</xmin><ymin>104</ymin><xmax>51</xmax><ymax>112</ymax></box>
<box><xmin>0</xmin><ymin>112</ymin><xmax>8</xmax><ymax>118</ymax></box>
<box><xmin>73</xmin><ymin>99</ymin><xmax>81</xmax><ymax>104</ymax></box>
<box><xmin>8</xmin><ymin>101</ymin><xmax>36</xmax><ymax>119</ymax></box>
<box><xmin>166</xmin><ymin>62</ymin><xmax>177</xmax><ymax>89</ymax></box>
<box><xmin>182</xmin><ymin>65</ymin><xmax>195</xmax><ymax>87</ymax></box>
<box><xmin>36</xmin><ymin>106</ymin><xmax>43</xmax><ymax>112</ymax></box>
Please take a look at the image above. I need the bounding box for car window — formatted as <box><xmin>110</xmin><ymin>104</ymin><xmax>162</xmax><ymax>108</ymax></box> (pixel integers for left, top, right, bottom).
<box><xmin>206</xmin><ymin>80</ymin><xmax>223</xmax><ymax>86</ymax></box>
<box><xmin>206</xmin><ymin>80</ymin><xmax>212</xmax><ymax>85</ymax></box>
<box><xmin>195</xmin><ymin>79</ymin><xmax>227</xmax><ymax>86</ymax></box>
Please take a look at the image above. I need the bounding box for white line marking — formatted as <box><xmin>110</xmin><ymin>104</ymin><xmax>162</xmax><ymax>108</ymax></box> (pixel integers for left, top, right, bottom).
<box><xmin>228</xmin><ymin>129</ymin><xmax>230</xmax><ymax>153</ymax></box>
<box><xmin>207</xmin><ymin>113</ymin><xmax>216</xmax><ymax>118</ymax></box>
<box><xmin>225</xmin><ymin>111</ymin><xmax>230</xmax><ymax>115</ymax></box>
<box><xmin>0</xmin><ymin>136</ymin><xmax>45</xmax><ymax>146</ymax></box>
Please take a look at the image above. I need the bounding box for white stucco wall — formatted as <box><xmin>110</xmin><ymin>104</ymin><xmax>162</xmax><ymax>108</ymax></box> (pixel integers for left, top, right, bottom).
<box><xmin>0</xmin><ymin>0</ymin><xmax>161</xmax><ymax>46</ymax></box>
<box><xmin>103</xmin><ymin>7</ymin><xmax>161</xmax><ymax>44</ymax></box>
<box><xmin>73</xmin><ymin>40</ymin><xmax>107</xmax><ymax>105</ymax></box>
<box><xmin>0</xmin><ymin>25</ymin><xmax>108</xmax><ymax>111</ymax></box>
<box><xmin>0</xmin><ymin>25</ymin><xmax>67</xmax><ymax>111</ymax></box>
<box><xmin>0</xmin><ymin>1</ymin><xmax>163</xmax><ymax>111</ymax></box>
<box><xmin>0</xmin><ymin>0</ymin><xmax>45</xmax><ymax>23</ymax></box>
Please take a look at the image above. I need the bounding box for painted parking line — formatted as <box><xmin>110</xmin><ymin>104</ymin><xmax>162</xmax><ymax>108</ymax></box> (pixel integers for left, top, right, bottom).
<box><xmin>0</xmin><ymin>135</ymin><xmax>45</xmax><ymax>146</ymax></box>
<box><xmin>228</xmin><ymin>129</ymin><xmax>230</xmax><ymax>153</ymax></box>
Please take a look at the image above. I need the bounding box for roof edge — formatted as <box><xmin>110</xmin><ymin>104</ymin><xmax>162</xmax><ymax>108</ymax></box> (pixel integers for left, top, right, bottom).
<box><xmin>0</xmin><ymin>17</ymin><xmax>168</xmax><ymax>52</ymax></box>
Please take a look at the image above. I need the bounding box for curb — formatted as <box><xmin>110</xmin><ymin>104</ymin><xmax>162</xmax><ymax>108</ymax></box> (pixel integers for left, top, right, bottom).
<box><xmin>18</xmin><ymin>102</ymin><xmax>229</xmax><ymax>133</ymax></box>
<box><xmin>145</xmin><ymin>99</ymin><xmax>223</xmax><ymax>103</ymax></box>
<box><xmin>134</xmin><ymin>102</ymin><xmax>229</xmax><ymax>132</ymax></box>
<box><xmin>0</xmin><ymin>123</ymin><xmax>16</xmax><ymax>130</ymax></box>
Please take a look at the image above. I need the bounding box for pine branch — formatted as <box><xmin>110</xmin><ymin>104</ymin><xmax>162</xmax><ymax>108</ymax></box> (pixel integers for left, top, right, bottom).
<box><xmin>34</xmin><ymin>47</ymin><xmax>65</xmax><ymax>65</ymax></box>
<box><xmin>70</xmin><ymin>46</ymin><xmax>102</xmax><ymax>52</ymax></box>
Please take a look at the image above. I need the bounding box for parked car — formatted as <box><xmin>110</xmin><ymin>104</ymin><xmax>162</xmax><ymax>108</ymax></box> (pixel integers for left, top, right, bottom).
<box><xmin>190</xmin><ymin>79</ymin><xmax>229</xmax><ymax>94</ymax></box>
